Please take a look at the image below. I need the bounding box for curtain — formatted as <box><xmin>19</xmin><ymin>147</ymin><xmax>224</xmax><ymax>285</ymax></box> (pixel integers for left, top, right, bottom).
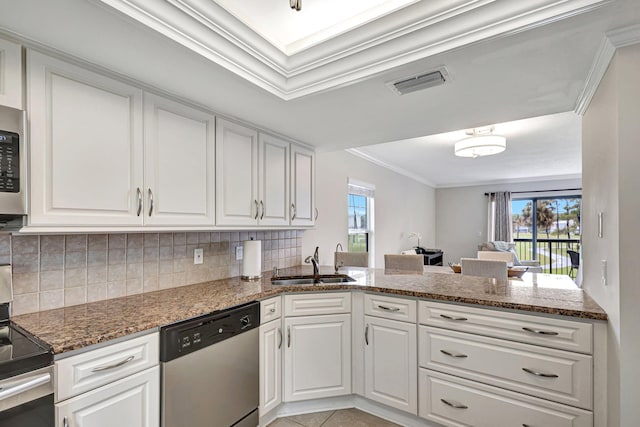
<box><xmin>487</xmin><ymin>191</ymin><xmax>512</xmax><ymax>242</ymax></box>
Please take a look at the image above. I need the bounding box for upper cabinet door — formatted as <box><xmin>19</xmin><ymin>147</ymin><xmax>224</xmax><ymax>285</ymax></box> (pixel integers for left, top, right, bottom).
<box><xmin>0</xmin><ymin>39</ymin><xmax>22</xmax><ymax>109</ymax></box>
<box><xmin>27</xmin><ymin>50</ymin><xmax>143</xmax><ymax>226</ymax></box>
<box><xmin>258</xmin><ymin>133</ymin><xmax>289</xmax><ymax>226</ymax></box>
<box><xmin>290</xmin><ymin>144</ymin><xmax>316</xmax><ymax>226</ymax></box>
<box><xmin>215</xmin><ymin>118</ymin><xmax>258</xmax><ymax>226</ymax></box>
<box><xmin>143</xmin><ymin>93</ymin><xmax>215</xmax><ymax>226</ymax></box>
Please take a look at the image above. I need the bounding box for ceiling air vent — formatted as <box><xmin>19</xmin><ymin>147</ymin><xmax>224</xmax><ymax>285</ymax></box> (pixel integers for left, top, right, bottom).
<box><xmin>388</xmin><ymin>67</ymin><xmax>449</xmax><ymax>95</ymax></box>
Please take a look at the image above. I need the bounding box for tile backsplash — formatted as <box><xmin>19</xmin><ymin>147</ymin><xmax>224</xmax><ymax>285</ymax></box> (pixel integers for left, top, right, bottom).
<box><xmin>0</xmin><ymin>230</ymin><xmax>303</xmax><ymax>315</ymax></box>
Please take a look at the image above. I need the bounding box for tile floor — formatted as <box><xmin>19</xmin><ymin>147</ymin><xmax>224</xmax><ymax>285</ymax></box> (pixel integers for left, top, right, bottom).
<box><xmin>267</xmin><ymin>408</ymin><xmax>401</xmax><ymax>427</ymax></box>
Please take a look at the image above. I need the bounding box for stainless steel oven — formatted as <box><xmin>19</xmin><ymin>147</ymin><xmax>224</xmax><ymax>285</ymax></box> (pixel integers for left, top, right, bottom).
<box><xmin>0</xmin><ymin>265</ymin><xmax>53</xmax><ymax>426</ymax></box>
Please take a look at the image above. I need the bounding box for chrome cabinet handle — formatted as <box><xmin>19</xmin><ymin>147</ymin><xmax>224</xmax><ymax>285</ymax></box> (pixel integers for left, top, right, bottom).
<box><xmin>277</xmin><ymin>328</ymin><xmax>282</xmax><ymax>350</ymax></box>
<box><xmin>377</xmin><ymin>305</ymin><xmax>400</xmax><ymax>312</ymax></box>
<box><xmin>91</xmin><ymin>355</ymin><xmax>135</xmax><ymax>372</ymax></box>
<box><xmin>254</xmin><ymin>200</ymin><xmax>259</xmax><ymax>220</ymax></box>
<box><xmin>440</xmin><ymin>349</ymin><xmax>468</xmax><ymax>358</ymax></box>
<box><xmin>63</xmin><ymin>417</ymin><xmax>69</xmax><ymax>427</ymax></box>
<box><xmin>291</xmin><ymin>203</ymin><xmax>296</xmax><ymax>220</ymax></box>
<box><xmin>148</xmin><ymin>189</ymin><xmax>154</xmax><ymax>216</ymax></box>
<box><xmin>136</xmin><ymin>188</ymin><xmax>142</xmax><ymax>216</ymax></box>
<box><xmin>365</xmin><ymin>324</ymin><xmax>369</xmax><ymax>346</ymax></box>
<box><xmin>314</xmin><ymin>208</ymin><xmax>318</xmax><ymax>221</ymax></box>
<box><xmin>269</xmin><ymin>308</ymin><xmax>276</xmax><ymax>313</ymax></box>
<box><xmin>0</xmin><ymin>373</ymin><xmax>50</xmax><ymax>400</ymax></box>
<box><xmin>440</xmin><ymin>314</ymin><xmax>467</xmax><ymax>321</ymax></box>
<box><xmin>260</xmin><ymin>200</ymin><xmax>264</xmax><ymax>220</ymax></box>
<box><xmin>522</xmin><ymin>327</ymin><xmax>559</xmax><ymax>336</ymax></box>
<box><xmin>522</xmin><ymin>367</ymin><xmax>558</xmax><ymax>378</ymax></box>
<box><xmin>287</xmin><ymin>326</ymin><xmax>291</xmax><ymax>348</ymax></box>
<box><xmin>440</xmin><ymin>398</ymin><xmax>468</xmax><ymax>409</ymax></box>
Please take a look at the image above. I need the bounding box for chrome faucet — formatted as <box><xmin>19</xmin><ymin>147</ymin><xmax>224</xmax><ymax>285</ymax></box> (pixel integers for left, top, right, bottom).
<box><xmin>305</xmin><ymin>255</ymin><xmax>319</xmax><ymax>277</ymax></box>
<box><xmin>334</xmin><ymin>243</ymin><xmax>344</xmax><ymax>273</ymax></box>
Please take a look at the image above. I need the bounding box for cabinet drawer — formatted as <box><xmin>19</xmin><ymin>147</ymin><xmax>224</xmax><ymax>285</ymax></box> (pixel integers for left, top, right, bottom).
<box><xmin>364</xmin><ymin>293</ymin><xmax>416</xmax><ymax>323</ymax></box>
<box><xmin>56</xmin><ymin>332</ymin><xmax>159</xmax><ymax>401</ymax></box>
<box><xmin>284</xmin><ymin>293</ymin><xmax>351</xmax><ymax>316</ymax></box>
<box><xmin>261</xmin><ymin>296</ymin><xmax>282</xmax><ymax>323</ymax></box>
<box><xmin>419</xmin><ymin>369</ymin><xmax>592</xmax><ymax>427</ymax></box>
<box><xmin>419</xmin><ymin>326</ymin><xmax>592</xmax><ymax>410</ymax></box>
<box><xmin>419</xmin><ymin>300</ymin><xmax>593</xmax><ymax>354</ymax></box>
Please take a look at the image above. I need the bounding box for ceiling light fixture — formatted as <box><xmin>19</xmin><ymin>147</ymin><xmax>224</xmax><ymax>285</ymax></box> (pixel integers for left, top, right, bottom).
<box><xmin>289</xmin><ymin>0</ymin><xmax>301</xmax><ymax>11</ymax></box>
<box><xmin>454</xmin><ymin>127</ymin><xmax>506</xmax><ymax>158</ymax></box>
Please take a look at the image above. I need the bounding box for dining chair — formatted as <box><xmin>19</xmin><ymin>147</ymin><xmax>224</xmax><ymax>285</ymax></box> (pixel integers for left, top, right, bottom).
<box><xmin>334</xmin><ymin>251</ymin><xmax>369</xmax><ymax>268</ymax></box>
<box><xmin>566</xmin><ymin>250</ymin><xmax>580</xmax><ymax>278</ymax></box>
<box><xmin>477</xmin><ymin>250</ymin><xmax>515</xmax><ymax>265</ymax></box>
<box><xmin>384</xmin><ymin>254</ymin><xmax>423</xmax><ymax>274</ymax></box>
<box><xmin>461</xmin><ymin>258</ymin><xmax>508</xmax><ymax>280</ymax></box>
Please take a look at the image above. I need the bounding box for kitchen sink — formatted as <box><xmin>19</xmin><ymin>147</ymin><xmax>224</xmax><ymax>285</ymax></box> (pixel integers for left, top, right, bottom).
<box><xmin>270</xmin><ymin>274</ymin><xmax>356</xmax><ymax>285</ymax></box>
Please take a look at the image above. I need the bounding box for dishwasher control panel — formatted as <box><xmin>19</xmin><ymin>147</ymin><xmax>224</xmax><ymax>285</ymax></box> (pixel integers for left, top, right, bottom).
<box><xmin>160</xmin><ymin>301</ymin><xmax>260</xmax><ymax>362</ymax></box>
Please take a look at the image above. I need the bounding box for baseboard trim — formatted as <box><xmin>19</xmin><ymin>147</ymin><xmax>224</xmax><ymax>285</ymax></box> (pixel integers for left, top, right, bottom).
<box><xmin>260</xmin><ymin>395</ymin><xmax>442</xmax><ymax>427</ymax></box>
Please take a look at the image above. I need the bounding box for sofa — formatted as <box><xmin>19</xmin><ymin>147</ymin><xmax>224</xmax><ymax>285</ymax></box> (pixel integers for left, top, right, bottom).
<box><xmin>477</xmin><ymin>241</ymin><xmax>543</xmax><ymax>273</ymax></box>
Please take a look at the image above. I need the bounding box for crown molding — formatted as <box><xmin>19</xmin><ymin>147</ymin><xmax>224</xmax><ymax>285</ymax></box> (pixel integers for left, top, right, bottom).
<box><xmin>346</xmin><ymin>149</ymin><xmax>436</xmax><ymax>188</ymax></box>
<box><xmin>98</xmin><ymin>0</ymin><xmax>609</xmax><ymax>100</ymax></box>
<box><xmin>575</xmin><ymin>23</ymin><xmax>640</xmax><ymax>115</ymax></box>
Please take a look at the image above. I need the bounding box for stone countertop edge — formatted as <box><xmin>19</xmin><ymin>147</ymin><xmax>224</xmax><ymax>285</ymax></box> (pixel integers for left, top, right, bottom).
<box><xmin>12</xmin><ymin>266</ymin><xmax>608</xmax><ymax>355</ymax></box>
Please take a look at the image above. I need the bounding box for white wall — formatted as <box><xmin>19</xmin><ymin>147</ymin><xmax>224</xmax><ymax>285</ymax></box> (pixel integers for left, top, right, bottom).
<box><xmin>583</xmin><ymin>43</ymin><xmax>640</xmax><ymax>427</ymax></box>
<box><xmin>435</xmin><ymin>178</ymin><xmax>581</xmax><ymax>264</ymax></box>
<box><xmin>303</xmin><ymin>150</ymin><xmax>436</xmax><ymax>268</ymax></box>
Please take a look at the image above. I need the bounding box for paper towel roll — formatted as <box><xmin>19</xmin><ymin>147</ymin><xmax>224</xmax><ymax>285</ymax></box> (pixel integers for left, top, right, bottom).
<box><xmin>242</xmin><ymin>239</ymin><xmax>261</xmax><ymax>280</ymax></box>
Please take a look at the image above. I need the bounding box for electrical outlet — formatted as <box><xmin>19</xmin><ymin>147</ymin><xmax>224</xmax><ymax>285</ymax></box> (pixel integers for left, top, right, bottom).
<box><xmin>236</xmin><ymin>246</ymin><xmax>243</xmax><ymax>261</ymax></box>
<box><xmin>194</xmin><ymin>248</ymin><xmax>203</xmax><ymax>265</ymax></box>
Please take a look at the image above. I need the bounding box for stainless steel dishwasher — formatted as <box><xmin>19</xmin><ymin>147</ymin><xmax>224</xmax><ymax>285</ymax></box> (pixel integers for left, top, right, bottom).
<box><xmin>160</xmin><ymin>301</ymin><xmax>260</xmax><ymax>427</ymax></box>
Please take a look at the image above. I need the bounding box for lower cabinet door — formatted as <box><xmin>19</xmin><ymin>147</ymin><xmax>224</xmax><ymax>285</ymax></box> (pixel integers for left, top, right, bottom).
<box><xmin>364</xmin><ymin>315</ymin><xmax>417</xmax><ymax>414</ymax></box>
<box><xmin>56</xmin><ymin>366</ymin><xmax>159</xmax><ymax>427</ymax></box>
<box><xmin>260</xmin><ymin>318</ymin><xmax>282</xmax><ymax>415</ymax></box>
<box><xmin>284</xmin><ymin>314</ymin><xmax>351</xmax><ymax>401</ymax></box>
<box><xmin>419</xmin><ymin>369</ymin><xmax>593</xmax><ymax>427</ymax></box>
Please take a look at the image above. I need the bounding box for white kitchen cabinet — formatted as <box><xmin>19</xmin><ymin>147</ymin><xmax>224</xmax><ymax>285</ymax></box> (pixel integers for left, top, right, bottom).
<box><xmin>283</xmin><ymin>313</ymin><xmax>351</xmax><ymax>401</ymax></box>
<box><xmin>215</xmin><ymin>118</ymin><xmax>258</xmax><ymax>226</ymax></box>
<box><xmin>364</xmin><ymin>316</ymin><xmax>417</xmax><ymax>414</ymax></box>
<box><xmin>215</xmin><ymin>118</ymin><xmax>291</xmax><ymax>227</ymax></box>
<box><xmin>56</xmin><ymin>365</ymin><xmax>159</xmax><ymax>427</ymax></box>
<box><xmin>258</xmin><ymin>133</ymin><xmax>289</xmax><ymax>226</ymax></box>
<box><xmin>260</xmin><ymin>318</ymin><xmax>282</xmax><ymax>415</ymax></box>
<box><xmin>290</xmin><ymin>144</ymin><xmax>316</xmax><ymax>226</ymax></box>
<box><xmin>143</xmin><ymin>92</ymin><xmax>215</xmax><ymax>226</ymax></box>
<box><xmin>0</xmin><ymin>38</ymin><xmax>22</xmax><ymax>109</ymax></box>
<box><xmin>27</xmin><ymin>50</ymin><xmax>144</xmax><ymax>226</ymax></box>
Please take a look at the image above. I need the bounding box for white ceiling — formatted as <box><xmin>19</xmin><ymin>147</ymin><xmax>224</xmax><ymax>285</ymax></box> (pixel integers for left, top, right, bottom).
<box><xmin>351</xmin><ymin>111</ymin><xmax>582</xmax><ymax>187</ymax></box>
<box><xmin>1</xmin><ymin>0</ymin><xmax>639</xmax><ymax>187</ymax></box>
<box><xmin>214</xmin><ymin>0</ymin><xmax>419</xmax><ymax>55</ymax></box>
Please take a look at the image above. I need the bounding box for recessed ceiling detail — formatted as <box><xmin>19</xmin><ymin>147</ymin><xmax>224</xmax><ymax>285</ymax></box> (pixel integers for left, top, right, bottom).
<box><xmin>98</xmin><ymin>0</ymin><xmax>607</xmax><ymax>99</ymax></box>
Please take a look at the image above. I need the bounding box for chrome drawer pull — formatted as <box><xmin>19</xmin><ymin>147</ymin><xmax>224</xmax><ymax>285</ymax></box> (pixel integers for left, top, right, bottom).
<box><xmin>440</xmin><ymin>314</ymin><xmax>467</xmax><ymax>321</ymax></box>
<box><xmin>287</xmin><ymin>326</ymin><xmax>291</xmax><ymax>348</ymax></box>
<box><xmin>260</xmin><ymin>200</ymin><xmax>264</xmax><ymax>220</ymax></box>
<box><xmin>277</xmin><ymin>328</ymin><xmax>283</xmax><ymax>350</ymax></box>
<box><xmin>440</xmin><ymin>349</ymin><xmax>468</xmax><ymax>358</ymax></box>
<box><xmin>291</xmin><ymin>203</ymin><xmax>296</xmax><ymax>220</ymax></box>
<box><xmin>377</xmin><ymin>305</ymin><xmax>400</xmax><ymax>312</ymax></box>
<box><xmin>136</xmin><ymin>187</ymin><xmax>142</xmax><ymax>216</ymax></box>
<box><xmin>269</xmin><ymin>308</ymin><xmax>276</xmax><ymax>313</ymax></box>
<box><xmin>522</xmin><ymin>367</ymin><xmax>559</xmax><ymax>378</ymax></box>
<box><xmin>441</xmin><ymin>398</ymin><xmax>468</xmax><ymax>409</ymax></box>
<box><xmin>148</xmin><ymin>188</ymin><xmax>154</xmax><ymax>216</ymax></box>
<box><xmin>522</xmin><ymin>327</ymin><xmax>559</xmax><ymax>336</ymax></box>
<box><xmin>91</xmin><ymin>355</ymin><xmax>135</xmax><ymax>372</ymax></box>
<box><xmin>365</xmin><ymin>324</ymin><xmax>369</xmax><ymax>345</ymax></box>
<box><xmin>254</xmin><ymin>200</ymin><xmax>259</xmax><ymax>220</ymax></box>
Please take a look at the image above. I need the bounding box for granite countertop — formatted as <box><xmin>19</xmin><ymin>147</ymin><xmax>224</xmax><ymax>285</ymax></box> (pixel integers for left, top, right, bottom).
<box><xmin>12</xmin><ymin>266</ymin><xmax>607</xmax><ymax>354</ymax></box>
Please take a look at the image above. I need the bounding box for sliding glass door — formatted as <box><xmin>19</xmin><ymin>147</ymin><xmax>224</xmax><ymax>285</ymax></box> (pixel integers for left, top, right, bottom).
<box><xmin>511</xmin><ymin>196</ymin><xmax>581</xmax><ymax>275</ymax></box>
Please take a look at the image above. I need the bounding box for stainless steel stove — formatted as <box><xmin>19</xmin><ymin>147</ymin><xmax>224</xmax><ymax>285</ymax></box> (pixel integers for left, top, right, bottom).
<box><xmin>0</xmin><ymin>264</ymin><xmax>53</xmax><ymax>427</ymax></box>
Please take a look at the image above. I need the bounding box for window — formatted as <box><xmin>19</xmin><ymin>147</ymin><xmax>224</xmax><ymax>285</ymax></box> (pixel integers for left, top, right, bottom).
<box><xmin>511</xmin><ymin>195</ymin><xmax>581</xmax><ymax>275</ymax></box>
<box><xmin>347</xmin><ymin>179</ymin><xmax>374</xmax><ymax>262</ymax></box>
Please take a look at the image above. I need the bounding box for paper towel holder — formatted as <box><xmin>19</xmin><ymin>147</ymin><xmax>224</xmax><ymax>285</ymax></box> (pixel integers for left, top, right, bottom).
<box><xmin>241</xmin><ymin>237</ymin><xmax>262</xmax><ymax>281</ymax></box>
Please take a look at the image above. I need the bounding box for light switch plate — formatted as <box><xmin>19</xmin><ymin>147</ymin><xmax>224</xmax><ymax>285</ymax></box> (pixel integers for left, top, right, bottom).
<box><xmin>194</xmin><ymin>248</ymin><xmax>203</xmax><ymax>265</ymax></box>
<box><xmin>236</xmin><ymin>246</ymin><xmax>243</xmax><ymax>261</ymax></box>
